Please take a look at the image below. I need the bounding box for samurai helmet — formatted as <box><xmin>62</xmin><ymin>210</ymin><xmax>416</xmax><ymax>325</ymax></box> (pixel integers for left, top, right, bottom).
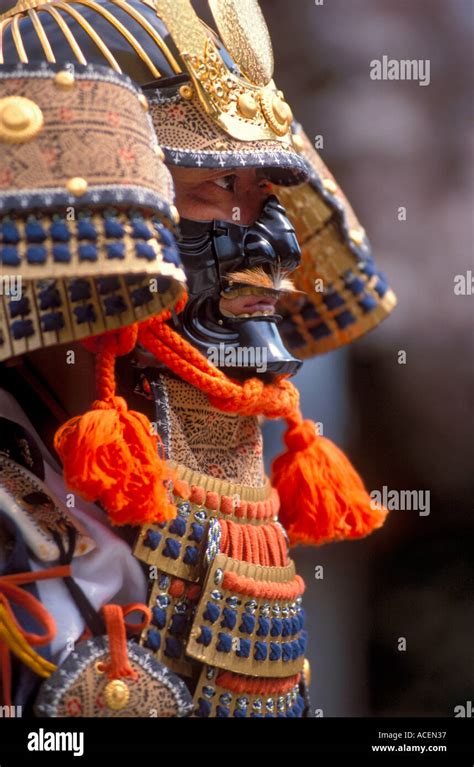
<box><xmin>1</xmin><ymin>0</ymin><xmax>396</xmax><ymax>363</ymax></box>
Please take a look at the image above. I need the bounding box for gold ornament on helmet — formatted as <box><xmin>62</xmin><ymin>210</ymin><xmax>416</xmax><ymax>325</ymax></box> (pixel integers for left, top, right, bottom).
<box><xmin>0</xmin><ymin>0</ymin><xmax>294</xmax><ymax>143</ymax></box>
<box><xmin>151</xmin><ymin>0</ymin><xmax>293</xmax><ymax>142</ymax></box>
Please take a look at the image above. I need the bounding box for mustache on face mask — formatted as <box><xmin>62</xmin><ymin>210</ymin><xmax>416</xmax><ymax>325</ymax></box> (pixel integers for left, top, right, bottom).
<box><xmin>223</xmin><ymin>265</ymin><xmax>302</xmax><ymax>297</ymax></box>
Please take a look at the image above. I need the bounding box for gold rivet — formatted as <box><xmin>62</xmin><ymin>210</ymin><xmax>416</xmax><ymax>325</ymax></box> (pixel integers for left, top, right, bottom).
<box><xmin>272</xmin><ymin>96</ymin><xmax>292</xmax><ymax>125</ymax></box>
<box><xmin>237</xmin><ymin>92</ymin><xmax>258</xmax><ymax>119</ymax></box>
<box><xmin>153</xmin><ymin>144</ymin><xmax>165</xmax><ymax>161</ymax></box>
<box><xmin>66</xmin><ymin>177</ymin><xmax>88</xmax><ymax>197</ymax></box>
<box><xmin>0</xmin><ymin>96</ymin><xmax>44</xmax><ymax>143</ymax></box>
<box><xmin>54</xmin><ymin>70</ymin><xmax>75</xmax><ymax>88</ymax></box>
<box><xmin>138</xmin><ymin>93</ymin><xmax>149</xmax><ymax>111</ymax></box>
<box><xmin>2</xmin><ymin>105</ymin><xmax>29</xmax><ymax>130</ymax></box>
<box><xmin>260</xmin><ymin>89</ymin><xmax>290</xmax><ymax>137</ymax></box>
<box><xmin>323</xmin><ymin>178</ymin><xmax>338</xmax><ymax>194</ymax></box>
<box><xmin>291</xmin><ymin>133</ymin><xmax>304</xmax><ymax>151</ymax></box>
<box><xmin>179</xmin><ymin>84</ymin><xmax>193</xmax><ymax>101</ymax></box>
<box><xmin>104</xmin><ymin>679</ymin><xmax>130</xmax><ymax>711</ymax></box>
<box><xmin>170</xmin><ymin>205</ymin><xmax>180</xmax><ymax>225</ymax></box>
<box><xmin>214</xmin><ymin>140</ymin><xmax>227</xmax><ymax>150</ymax></box>
<box><xmin>303</xmin><ymin>658</ymin><xmax>311</xmax><ymax>686</ymax></box>
<box><xmin>349</xmin><ymin>227</ymin><xmax>366</xmax><ymax>246</ymax></box>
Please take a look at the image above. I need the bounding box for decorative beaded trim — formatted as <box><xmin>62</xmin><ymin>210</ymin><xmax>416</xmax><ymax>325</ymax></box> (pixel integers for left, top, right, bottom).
<box><xmin>0</xmin><ymin>184</ymin><xmax>174</xmax><ymax>219</ymax></box>
<box><xmin>162</xmin><ymin>145</ymin><xmax>310</xmax><ymax>186</ymax></box>
<box><xmin>0</xmin><ymin>62</ymin><xmax>143</xmax><ymax>98</ymax></box>
<box><xmin>192</xmin><ymin>665</ymin><xmax>305</xmax><ymax>718</ymax></box>
<box><xmin>170</xmin><ymin>466</ymin><xmax>279</xmax><ymax>521</ymax></box>
<box><xmin>0</xmin><ymin>209</ymin><xmax>182</xmax><ymax>277</ymax></box>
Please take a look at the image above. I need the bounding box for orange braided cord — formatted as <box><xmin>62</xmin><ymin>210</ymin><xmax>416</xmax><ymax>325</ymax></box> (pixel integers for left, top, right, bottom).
<box><xmin>216</xmin><ymin>671</ymin><xmax>301</xmax><ymax>695</ymax></box>
<box><xmin>219</xmin><ymin>519</ymin><xmax>288</xmax><ymax>566</ymax></box>
<box><xmin>222</xmin><ymin>571</ymin><xmax>305</xmax><ymax>601</ymax></box>
<box><xmin>137</xmin><ymin>316</ymin><xmax>300</xmax><ymax>419</ymax></box>
<box><xmin>100</xmin><ymin>604</ymin><xmax>137</xmax><ymax>680</ymax></box>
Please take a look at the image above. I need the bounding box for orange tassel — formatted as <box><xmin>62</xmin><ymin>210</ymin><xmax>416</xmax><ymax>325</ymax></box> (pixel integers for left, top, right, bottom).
<box><xmin>271</xmin><ymin>414</ymin><xmax>388</xmax><ymax>547</ymax></box>
<box><xmin>54</xmin><ymin>396</ymin><xmax>176</xmax><ymax>526</ymax></box>
<box><xmin>54</xmin><ymin>327</ymin><xmax>176</xmax><ymax>527</ymax></box>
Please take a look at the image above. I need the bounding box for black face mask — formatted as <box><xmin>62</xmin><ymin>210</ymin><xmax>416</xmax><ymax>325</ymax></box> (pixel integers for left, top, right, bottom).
<box><xmin>172</xmin><ymin>195</ymin><xmax>302</xmax><ymax>380</ymax></box>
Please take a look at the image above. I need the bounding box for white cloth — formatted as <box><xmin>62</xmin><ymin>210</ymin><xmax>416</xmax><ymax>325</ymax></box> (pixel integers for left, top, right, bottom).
<box><xmin>0</xmin><ymin>388</ymin><xmax>147</xmax><ymax>663</ymax></box>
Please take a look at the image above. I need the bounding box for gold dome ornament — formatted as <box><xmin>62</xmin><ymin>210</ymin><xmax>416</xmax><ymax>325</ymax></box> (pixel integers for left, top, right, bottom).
<box><xmin>179</xmin><ymin>84</ymin><xmax>194</xmax><ymax>101</ymax></box>
<box><xmin>104</xmin><ymin>679</ymin><xmax>130</xmax><ymax>711</ymax></box>
<box><xmin>65</xmin><ymin>177</ymin><xmax>89</xmax><ymax>197</ymax></box>
<box><xmin>237</xmin><ymin>92</ymin><xmax>258</xmax><ymax>119</ymax></box>
<box><xmin>259</xmin><ymin>88</ymin><xmax>292</xmax><ymax>136</ymax></box>
<box><xmin>54</xmin><ymin>70</ymin><xmax>75</xmax><ymax>89</ymax></box>
<box><xmin>0</xmin><ymin>96</ymin><xmax>43</xmax><ymax>142</ymax></box>
<box><xmin>272</xmin><ymin>95</ymin><xmax>292</xmax><ymax>124</ymax></box>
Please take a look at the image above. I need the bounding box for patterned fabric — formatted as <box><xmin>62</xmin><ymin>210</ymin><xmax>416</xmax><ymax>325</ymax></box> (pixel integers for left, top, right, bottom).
<box><xmin>0</xmin><ymin>63</ymin><xmax>175</xmax><ymax>215</ymax></box>
<box><xmin>149</xmin><ymin>89</ymin><xmax>310</xmax><ymax>186</ymax></box>
<box><xmin>151</xmin><ymin>374</ymin><xmax>265</xmax><ymax>488</ymax></box>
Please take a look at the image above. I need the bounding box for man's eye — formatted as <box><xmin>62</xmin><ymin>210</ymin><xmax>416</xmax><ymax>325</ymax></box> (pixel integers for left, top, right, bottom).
<box><xmin>214</xmin><ymin>174</ymin><xmax>236</xmax><ymax>191</ymax></box>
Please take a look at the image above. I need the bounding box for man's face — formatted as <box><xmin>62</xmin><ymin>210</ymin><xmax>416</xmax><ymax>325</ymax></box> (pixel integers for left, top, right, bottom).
<box><xmin>170</xmin><ymin>166</ymin><xmax>279</xmax><ymax>317</ymax></box>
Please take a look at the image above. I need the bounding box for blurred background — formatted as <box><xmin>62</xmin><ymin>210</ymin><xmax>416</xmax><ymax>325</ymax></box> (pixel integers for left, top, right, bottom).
<box><xmin>260</xmin><ymin>0</ymin><xmax>474</xmax><ymax>716</ymax></box>
<box><xmin>0</xmin><ymin>0</ymin><xmax>472</xmax><ymax>717</ymax></box>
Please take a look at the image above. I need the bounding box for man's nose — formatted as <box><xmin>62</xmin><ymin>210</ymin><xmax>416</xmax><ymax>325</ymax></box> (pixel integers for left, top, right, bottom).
<box><xmin>233</xmin><ymin>182</ymin><xmax>268</xmax><ymax>225</ymax></box>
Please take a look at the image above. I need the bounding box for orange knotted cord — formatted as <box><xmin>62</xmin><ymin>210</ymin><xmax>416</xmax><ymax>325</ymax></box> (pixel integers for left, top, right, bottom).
<box><xmin>137</xmin><ymin>314</ymin><xmax>300</xmax><ymax>419</ymax></box>
<box><xmin>216</xmin><ymin>670</ymin><xmax>301</xmax><ymax>695</ymax></box>
<box><xmin>97</xmin><ymin>603</ymin><xmax>151</xmax><ymax>681</ymax></box>
<box><xmin>0</xmin><ymin>565</ymin><xmax>70</xmax><ymax>706</ymax></box>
